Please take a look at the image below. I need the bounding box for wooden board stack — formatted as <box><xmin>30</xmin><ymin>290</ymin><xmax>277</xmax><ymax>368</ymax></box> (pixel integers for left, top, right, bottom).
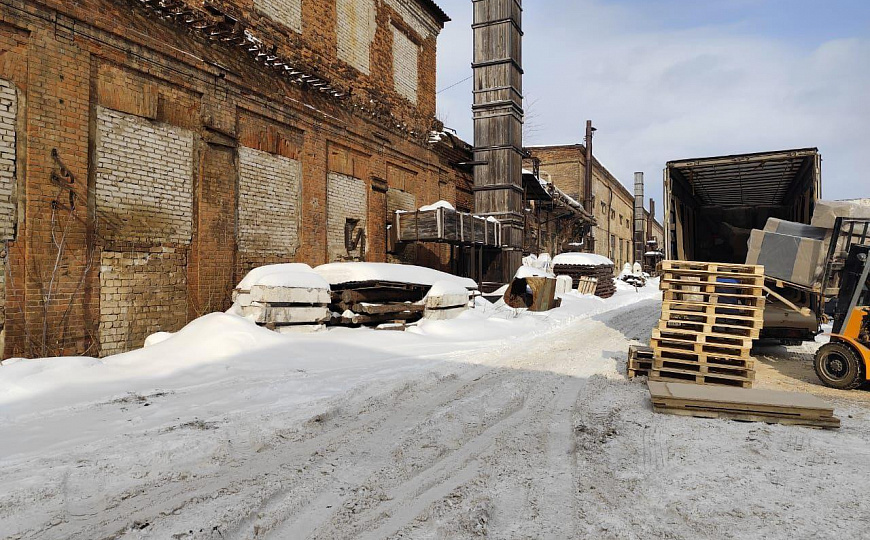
<box><xmin>552</xmin><ymin>263</ymin><xmax>615</xmax><ymax>298</ymax></box>
<box><xmin>329</xmin><ymin>282</ymin><xmax>428</xmax><ymax>328</ymax></box>
<box><xmin>627</xmin><ymin>345</ymin><xmax>654</xmax><ymax>378</ymax></box>
<box><xmin>648</xmin><ymin>380</ymin><xmax>839</xmax><ymax>429</ymax></box>
<box><xmin>650</xmin><ymin>261</ymin><xmax>766</xmax><ymax>388</ymax></box>
<box><xmin>577</xmin><ymin>276</ymin><xmax>598</xmax><ymax>295</ymax></box>
<box><xmin>233</xmin><ymin>284</ymin><xmax>331</xmax><ymax>333</ymax></box>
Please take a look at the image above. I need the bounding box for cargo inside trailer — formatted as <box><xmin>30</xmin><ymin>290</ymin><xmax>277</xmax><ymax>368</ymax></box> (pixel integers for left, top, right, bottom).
<box><xmin>665</xmin><ymin>148</ymin><xmax>821</xmax><ymax>264</ymax></box>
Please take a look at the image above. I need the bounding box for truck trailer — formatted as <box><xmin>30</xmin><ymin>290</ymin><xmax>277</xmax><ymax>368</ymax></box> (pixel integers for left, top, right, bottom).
<box><xmin>663</xmin><ymin>148</ymin><xmax>822</xmax><ymax>342</ymax></box>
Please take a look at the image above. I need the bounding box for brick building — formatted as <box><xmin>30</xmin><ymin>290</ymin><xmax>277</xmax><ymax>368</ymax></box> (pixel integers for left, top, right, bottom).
<box><xmin>0</xmin><ymin>0</ymin><xmax>483</xmax><ymax>358</ymax></box>
<box><xmin>527</xmin><ymin>144</ymin><xmax>664</xmax><ymax>272</ymax></box>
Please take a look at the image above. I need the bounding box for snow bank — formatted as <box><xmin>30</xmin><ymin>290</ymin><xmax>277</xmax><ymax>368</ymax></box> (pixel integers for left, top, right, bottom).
<box><xmin>235</xmin><ymin>263</ymin><xmax>327</xmax><ymax>291</ymax></box>
<box><xmin>552</xmin><ymin>252</ymin><xmax>614</xmax><ymax>267</ymax></box>
<box><xmin>315</xmin><ymin>262</ymin><xmax>477</xmax><ymax>289</ymax></box>
<box><xmin>514</xmin><ymin>265</ymin><xmax>554</xmax><ymax>279</ymax></box>
<box><xmin>426</xmin><ymin>279</ymin><xmax>470</xmax><ymax>298</ymax></box>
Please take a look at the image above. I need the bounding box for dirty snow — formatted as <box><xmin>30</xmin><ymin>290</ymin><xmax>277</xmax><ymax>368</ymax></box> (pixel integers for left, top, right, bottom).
<box><xmin>1</xmin><ymin>280</ymin><xmax>869</xmax><ymax>539</ymax></box>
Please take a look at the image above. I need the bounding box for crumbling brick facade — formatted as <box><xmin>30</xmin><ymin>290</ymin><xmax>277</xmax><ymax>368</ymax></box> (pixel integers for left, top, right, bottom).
<box><xmin>0</xmin><ymin>0</ymin><xmax>469</xmax><ymax>358</ymax></box>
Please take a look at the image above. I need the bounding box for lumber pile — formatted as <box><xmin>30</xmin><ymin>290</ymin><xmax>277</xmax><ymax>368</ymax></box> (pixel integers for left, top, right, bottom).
<box><xmin>552</xmin><ymin>264</ymin><xmax>615</xmax><ymax>298</ymax></box>
<box><xmin>650</xmin><ymin>261</ymin><xmax>766</xmax><ymax>388</ymax></box>
<box><xmin>648</xmin><ymin>380</ymin><xmax>839</xmax><ymax>429</ymax></box>
<box><xmin>328</xmin><ymin>283</ymin><xmax>428</xmax><ymax>328</ymax></box>
<box><xmin>233</xmin><ymin>283</ymin><xmax>331</xmax><ymax>333</ymax></box>
<box><xmin>627</xmin><ymin>345</ymin><xmax>654</xmax><ymax>378</ymax></box>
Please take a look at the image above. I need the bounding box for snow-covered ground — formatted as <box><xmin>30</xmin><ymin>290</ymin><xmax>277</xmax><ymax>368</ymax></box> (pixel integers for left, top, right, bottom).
<box><xmin>2</xmin><ymin>281</ymin><xmax>869</xmax><ymax>539</ymax></box>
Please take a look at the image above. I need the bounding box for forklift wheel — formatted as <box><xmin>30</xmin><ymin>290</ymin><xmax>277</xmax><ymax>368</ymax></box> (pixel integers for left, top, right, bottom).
<box><xmin>814</xmin><ymin>342</ymin><xmax>866</xmax><ymax>390</ymax></box>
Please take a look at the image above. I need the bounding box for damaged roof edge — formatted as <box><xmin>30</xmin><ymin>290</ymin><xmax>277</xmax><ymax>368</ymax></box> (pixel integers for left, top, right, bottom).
<box><xmin>421</xmin><ymin>0</ymin><xmax>451</xmax><ymax>24</ymax></box>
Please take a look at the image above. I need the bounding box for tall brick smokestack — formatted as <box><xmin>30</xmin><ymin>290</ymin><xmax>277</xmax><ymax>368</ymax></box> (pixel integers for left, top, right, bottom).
<box><xmin>472</xmin><ymin>0</ymin><xmax>524</xmax><ymax>281</ymax></box>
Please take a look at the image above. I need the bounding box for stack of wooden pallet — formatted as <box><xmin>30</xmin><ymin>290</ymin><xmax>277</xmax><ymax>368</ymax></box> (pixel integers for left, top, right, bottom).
<box><xmin>650</xmin><ymin>261</ymin><xmax>766</xmax><ymax>388</ymax></box>
<box><xmin>627</xmin><ymin>345</ymin><xmax>654</xmax><ymax>378</ymax></box>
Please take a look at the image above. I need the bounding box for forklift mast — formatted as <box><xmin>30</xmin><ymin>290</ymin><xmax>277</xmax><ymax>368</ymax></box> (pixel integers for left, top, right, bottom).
<box><xmin>832</xmin><ymin>244</ymin><xmax>870</xmax><ymax>335</ymax></box>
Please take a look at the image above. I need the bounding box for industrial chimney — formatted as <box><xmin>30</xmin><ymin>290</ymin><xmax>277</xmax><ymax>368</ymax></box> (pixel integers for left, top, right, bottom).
<box><xmin>472</xmin><ymin>0</ymin><xmax>524</xmax><ymax>281</ymax></box>
<box><xmin>633</xmin><ymin>172</ymin><xmax>645</xmax><ymax>264</ymax></box>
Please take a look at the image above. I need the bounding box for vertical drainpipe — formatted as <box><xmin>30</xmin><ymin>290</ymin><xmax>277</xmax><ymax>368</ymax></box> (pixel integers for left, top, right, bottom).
<box><xmin>584</xmin><ymin>120</ymin><xmax>595</xmax><ymax>252</ymax></box>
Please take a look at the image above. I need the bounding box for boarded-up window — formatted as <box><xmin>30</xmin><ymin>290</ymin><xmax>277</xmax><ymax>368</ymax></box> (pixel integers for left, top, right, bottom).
<box><xmin>95</xmin><ymin>106</ymin><xmax>193</xmax><ymax>245</ymax></box>
<box><xmin>386</xmin><ymin>162</ymin><xmax>417</xmax><ymax>191</ymax></box>
<box><xmin>255</xmin><ymin>0</ymin><xmax>302</xmax><ymax>33</ymax></box>
<box><xmin>238</xmin><ymin>147</ymin><xmax>302</xmax><ymax>257</ymax></box>
<box><xmin>336</xmin><ymin>0</ymin><xmax>377</xmax><ymax>74</ymax></box>
<box><xmin>99</xmin><ymin>249</ymin><xmax>188</xmax><ymax>357</ymax></box>
<box><xmin>327</xmin><ymin>173</ymin><xmax>368</xmax><ymax>262</ymax></box>
<box><xmin>392</xmin><ymin>27</ymin><xmax>418</xmax><ymax>103</ymax></box>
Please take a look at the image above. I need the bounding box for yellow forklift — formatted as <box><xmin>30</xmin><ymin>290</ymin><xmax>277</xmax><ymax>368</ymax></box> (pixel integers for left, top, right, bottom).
<box><xmin>814</xmin><ymin>244</ymin><xmax>870</xmax><ymax>389</ymax></box>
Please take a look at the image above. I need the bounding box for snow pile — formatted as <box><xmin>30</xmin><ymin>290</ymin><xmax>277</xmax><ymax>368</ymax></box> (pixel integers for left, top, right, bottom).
<box><xmin>315</xmin><ymin>262</ymin><xmax>477</xmax><ymax>289</ymax></box>
<box><xmin>418</xmin><ymin>200</ymin><xmax>455</xmax><ymax>212</ymax></box>
<box><xmin>426</xmin><ymin>279</ymin><xmax>471</xmax><ymax>300</ymax></box>
<box><xmin>514</xmin><ymin>265</ymin><xmax>555</xmax><ymax>279</ymax></box>
<box><xmin>552</xmin><ymin>252</ymin><xmax>614</xmax><ymax>267</ymax></box>
<box><xmin>523</xmin><ymin>253</ymin><xmax>553</xmax><ymax>273</ymax></box>
<box><xmin>235</xmin><ymin>263</ymin><xmax>327</xmax><ymax>291</ymax></box>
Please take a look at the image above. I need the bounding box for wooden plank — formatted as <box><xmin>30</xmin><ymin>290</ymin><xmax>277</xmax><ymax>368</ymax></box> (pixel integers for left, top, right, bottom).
<box><xmin>351</xmin><ymin>302</ymin><xmax>424</xmax><ymax>315</ymax></box>
<box><xmin>649</xmin><ymin>371</ymin><xmax>753</xmax><ymax>388</ymax></box>
<box><xmin>339</xmin><ymin>287</ymin><xmax>427</xmax><ymax>304</ymax></box>
<box><xmin>651</xmin><ymin>405</ymin><xmax>840</xmax><ymax>429</ymax></box>
<box><xmin>648</xmin><ymin>380</ymin><xmax>836</xmax><ymax>415</ymax></box>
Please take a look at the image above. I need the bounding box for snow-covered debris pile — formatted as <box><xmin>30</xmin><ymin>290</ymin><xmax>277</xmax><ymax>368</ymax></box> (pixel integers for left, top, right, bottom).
<box><xmin>423</xmin><ymin>280</ymin><xmax>471</xmax><ymax>320</ymax></box>
<box><xmin>552</xmin><ymin>252</ymin><xmax>616</xmax><ymax>298</ymax></box>
<box><xmin>230</xmin><ymin>264</ymin><xmax>331</xmax><ymax>333</ymax></box>
<box><xmin>315</xmin><ymin>262</ymin><xmax>477</xmax><ymax>329</ymax></box>
<box><xmin>618</xmin><ymin>262</ymin><xmax>647</xmax><ymax>288</ymax></box>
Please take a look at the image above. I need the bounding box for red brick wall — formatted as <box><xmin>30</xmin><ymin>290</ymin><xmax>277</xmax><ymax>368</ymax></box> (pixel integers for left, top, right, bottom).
<box><xmin>0</xmin><ymin>0</ymin><xmax>466</xmax><ymax>357</ymax></box>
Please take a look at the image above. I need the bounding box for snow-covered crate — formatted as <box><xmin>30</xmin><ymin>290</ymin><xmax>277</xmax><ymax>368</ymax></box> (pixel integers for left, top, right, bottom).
<box><xmin>394</xmin><ymin>202</ymin><xmax>502</xmax><ymax>247</ymax></box>
<box><xmin>552</xmin><ymin>252</ymin><xmax>616</xmax><ymax>298</ymax></box>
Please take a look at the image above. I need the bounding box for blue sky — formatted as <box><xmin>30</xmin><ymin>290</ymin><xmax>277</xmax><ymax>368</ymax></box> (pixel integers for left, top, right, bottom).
<box><xmin>434</xmin><ymin>0</ymin><xmax>870</xmax><ymax>218</ymax></box>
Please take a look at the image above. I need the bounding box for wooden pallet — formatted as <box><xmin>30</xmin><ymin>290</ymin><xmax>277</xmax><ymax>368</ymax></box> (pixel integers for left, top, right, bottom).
<box><xmin>662</xmin><ymin>299</ymin><xmax>765</xmax><ymax>318</ymax></box>
<box><xmin>661</xmin><ymin>307</ymin><xmax>763</xmax><ymax>327</ymax></box>
<box><xmin>652</xmin><ymin>327</ymin><xmax>754</xmax><ymax>348</ymax></box>
<box><xmin>652</xmin><ymin>337</ymin><xmax>751</xmax><ymax>358</ymax></box>
<box><xmin>653</xmin><ymin>357</ymin><xmax>755</xmax><ymax>379</ymax></box>
<box><xmin>659</xmin><ymin>261</ymin><xmax>765</xmax><ymax>276</ymax></box>
<box><xmin>661</xmin><ymin>271</ymin><xmax>765</xmax><ymax>287</ymax></box>
<box><xmin>649</xmin><ymin>369</ymin><xmax>753</xmax><ymax>388</ymax></box>
<box><xmin>627</xmin><ymin>345</ymin><xmax>654</xmax><ymax>378</ymax></box>
<box><xmin>653</xmin><ymin>347</ymin><xmax>755</xmax><ymax>369</ymax></box>
<box><xmin>658</xmin><ymin>319</ymin><xmax>761</xmax><ymax>339</ymax></box>
<box><xmin>648</xmin><ymin>380</ymin><xmax>840</xmax><ymax>429</ymax></box>
<box><xmin>660</xmin><ymin>281</ymin><xmax>765</xmax><ymax>297</ymax></box>
<box><xmin>663</xmin><ymin>289</ymin><xmax>766</xmax><ymax>306</ymax></box>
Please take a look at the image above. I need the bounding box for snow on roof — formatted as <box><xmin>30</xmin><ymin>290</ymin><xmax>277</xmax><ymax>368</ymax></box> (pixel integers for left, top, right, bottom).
<box><xmin>552</xmin><ymin>252</ymin><xmax>614</xmax><ymax>267</ymax></box>
<box><xmin>236</xmin><ymin>264</ymin><xmax>328</xmax><ymax>291</ymax></box>
<box><xmin>645</xmin><ymin>251</ymin><xmax>664</xmax><ymax>256</ymax></box>
<box><xmin>315</xmin><ymin>262</ymin><xmax>478</xmax><ymax>289</ymax></box>
<box><xmin>419</xmin><ymin>200</ymin><xmax>456</xmax><ymax>212</ymax></box>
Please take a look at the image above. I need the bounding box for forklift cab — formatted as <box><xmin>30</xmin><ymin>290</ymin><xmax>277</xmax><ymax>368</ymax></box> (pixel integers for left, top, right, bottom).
<box><xmin>814</xmin><ymin>244</ymin><xmax>870</xmax><ymax>389</ymax></box>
